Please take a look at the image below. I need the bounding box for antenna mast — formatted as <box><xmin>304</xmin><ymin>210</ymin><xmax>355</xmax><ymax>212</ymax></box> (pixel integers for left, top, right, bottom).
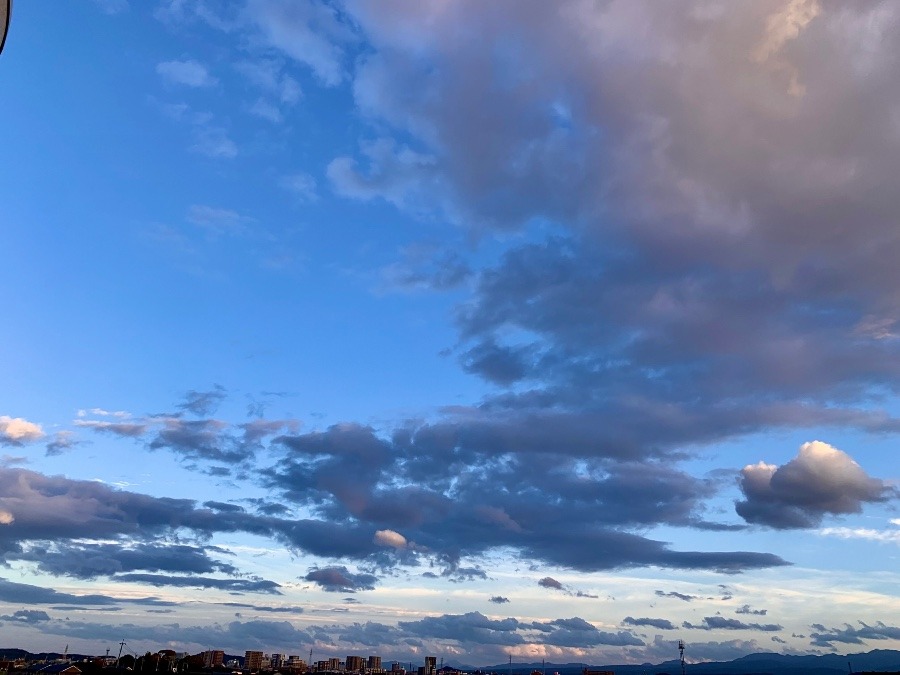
<box><xmin>678</xmin><ymin>640</ymin><xmax>686</xmax><ymax>675</ymax></box>
<box><xmin>117</xmin><ymin>640</ymin><xmax>127</xmax><ymax>670</ymax></box>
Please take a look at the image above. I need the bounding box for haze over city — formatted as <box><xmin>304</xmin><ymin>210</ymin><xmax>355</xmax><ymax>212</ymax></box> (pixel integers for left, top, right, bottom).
<box><xmin>1</xmin><ymin>0</ymin><xmax>899</xmax><ymax>666</ymax></box>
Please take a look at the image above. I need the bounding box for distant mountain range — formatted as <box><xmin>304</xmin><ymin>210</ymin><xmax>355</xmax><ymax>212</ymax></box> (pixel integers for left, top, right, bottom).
<box><xmin>477</xmin><ymin>649</ymin><xmax>900</xmax><ymax>675</ymax></box>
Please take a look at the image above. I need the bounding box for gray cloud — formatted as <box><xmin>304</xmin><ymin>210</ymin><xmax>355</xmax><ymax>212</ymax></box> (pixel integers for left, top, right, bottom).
<box><xmin>538</xmin><ymin>577</ymin><xmax>563</xmax><ymax>590</ymax></box>
<box><xmin>810</xmin><ymin>621</ymin><xmax>900</xmax><ymax>647</ymax></box>
<box><xmin>111</xmin><ymin>573</ymin><xmax>281</xmax><ymax>594</ymax></box>
<box><xmin>623</xmin><ymin>617</ymin><xmax>676</xmax><ymax>630</ymax></box>
<box><xmin>655</xmin><ymin>590</ymin><xmax>699</xmax><ymax>602</ymax></box>
<box><xmin>684</xmin><ymin>616</ymin><xmax>783</xmax><ymax>632</ymax></box>
<box><xmin>15</xmin><ymin>541</ymin><xmax>238</xmax><ymax>580</ymax></box>
<box><xmin>0</xmin><ymin>577</ymin><xmax>174</xmax><ymax>607</ymax></box>
<box><xmin>304</xmin><ymin>566</ymin><xmax>378</xmax><ymax>593</ymax></box>
<box><xmin>0</xmin><ymin>609</ymin><xmax>51</xmax><ymax>624</ymax></box>
<box><xmin>736</xmin><ymin>605</ymin><xmax>768</xmax><ymax>616</ymax></box>
<box><xmin>179</xmin><ymin>385</ymin><xmax>228</xmax><ymax>416</ymax></box>
<box><xmin>489</xmin><ymin>596</ymin><xmax>509</xmax><ymax>604</ymax></box>
<box><xmin>736</xmin><ymin>441</ymin><xmax>895</xmax><ymax>529</ymax></box>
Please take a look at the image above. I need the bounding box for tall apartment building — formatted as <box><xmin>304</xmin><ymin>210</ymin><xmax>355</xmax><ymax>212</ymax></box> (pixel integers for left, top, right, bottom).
<box><xmin>367</xmin><ymin>657</ymin><xmax>382</xmax><ymax>672</ymax></box>
<box><xmin>346</xmin><ymin>657</ymin><xmax>364</xmax><ymax>672</ymax></box>
<box><xmin>272</xmin><ymin>654</ymin><xmax>285</xmax><ymax>669</ymax></box>
<box><xmin>327</xmin><ymin>658</ymin><xmax>341</xmax><ymax>671</ymax></box>
<box><xmin>203</xmin><ymin>651</ymin><xmax>225</xmax><ymax>668</ymax></box>
<box><xmin>425</xmin><ymin>657</ymin><xmax>436</xmax><ymax>675</ymax></box>
<box><xmin>245</xmin><ymin>651</ymin><xmax>265</xmax><ymax>672</ymax></box>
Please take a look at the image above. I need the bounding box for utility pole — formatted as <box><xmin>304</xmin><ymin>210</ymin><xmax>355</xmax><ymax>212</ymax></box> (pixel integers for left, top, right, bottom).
<box><xmin>117</xmin><ymin>640</ymin><xmax>127</xmax><ymax>670</ymax></box>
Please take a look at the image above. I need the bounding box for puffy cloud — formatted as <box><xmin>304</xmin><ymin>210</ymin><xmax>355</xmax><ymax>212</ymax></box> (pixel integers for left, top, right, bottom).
<box><xmin>0</xmin><ymin>609</ymin><xmax>51</xmax><ymax>624</ymax></box>
<box><xmin>736</xmin><ymin>605</ymin><xmax>768</xmax><ymax>616</ymax></box>
<box><xmin>736</xmin><ymin>441</ymin><xmax>894</xmax><ymax>528</ymax></box>
<box><xmin>538</xmin><ymin>577</ymin><xmax>564</xmax><ymax>590</ymax></box>
<box><xmin>374</xmin><ymin>529</ymin><xmax>407</xmax><ymax>549</ymax></box>
<box><xmin>0</xmin><ymin>416</ymin><xmax>43</xmax><ymax>445</ymax></box>
<box><xmin>304</xmin><ymin>566</ymin><xmax>378</xmax><ymax>593</ymax></box>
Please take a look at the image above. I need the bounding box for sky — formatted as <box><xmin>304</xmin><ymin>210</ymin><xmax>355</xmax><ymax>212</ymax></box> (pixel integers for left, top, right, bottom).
<box><xmin>0</xmin><ymin>0</ymin><xmax>899</xmax><ymax>666</ymax></box>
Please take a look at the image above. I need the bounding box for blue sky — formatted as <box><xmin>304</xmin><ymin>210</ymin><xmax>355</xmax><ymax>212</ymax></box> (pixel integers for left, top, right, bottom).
<box><xmin>1</xmin><ymin>0</ymin><xmax>899</xmax><ymax>666</ymax></box>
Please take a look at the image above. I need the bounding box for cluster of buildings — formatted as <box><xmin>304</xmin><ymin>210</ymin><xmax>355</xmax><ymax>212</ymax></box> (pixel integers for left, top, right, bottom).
<box><xmin>0</xmin><ymin>651</ymin><xmax>451</xmax><ymax>675</ymax></box>
<box><xmin>241</xmin><ymin>653</ymin><xmax>442</xmax><ymax>675</ymax></box>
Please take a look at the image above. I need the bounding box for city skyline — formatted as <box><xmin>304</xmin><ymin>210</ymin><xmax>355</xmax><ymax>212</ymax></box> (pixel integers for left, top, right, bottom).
<box><xmin>1</xmin><ymin>0</ymin><xmax>899</xmax><ymax>665</ymax></box>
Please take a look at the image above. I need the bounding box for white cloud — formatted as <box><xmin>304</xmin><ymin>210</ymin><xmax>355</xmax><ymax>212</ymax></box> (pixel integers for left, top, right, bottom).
<box><xmin>0</xmin><ymin>416</ymin><xmax>44</xmax><ymax>445</ymax></box>
<box><xmin>280</xmin><ymin>173</ymin><xmax>318</xmax><ymax>202</ymax></box>
<box><xmin>248</xmin><ymin>98</ymin><xmax>283</xmax><ymax>124</ymax></box>
<box><xmin>156</xmin><ymin>59</ymin><xmax>218</xmax><ymax>88</ymax></box>
<box><xmin>737</xmin><ymin>441</ymin><xmax>893</xmax><ymax>528</ymax></box>
<box><xmin>0</xmin><ymin>510</ymin><xmax>13</xmax><ymax>525</ymax></box>
<box><xmin>819</xmin><ymin>526</ymin><xmax>900</xmax><ymax>544</ymax></box>
<box><xmin>374</xmin><ymin>529</ymin><xmax>407</xmax><ymax>548</ymax></box>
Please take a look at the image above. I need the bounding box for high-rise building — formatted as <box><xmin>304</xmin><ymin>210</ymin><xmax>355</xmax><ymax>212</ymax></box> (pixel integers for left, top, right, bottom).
<box><xmin>367</xmin><ymin>657</ymin><xmax>382</xmax><ymax>672</ymax></box>
<box><xmin>272</xmin><ymin>654</ymin><xmax>285</xmax><ymax>669</ymax></box>
<box><xmin>245</xmin><ymin>651</ymin><xmax>265</xmax><ymax>672</ymax></box>
<box><xmin>203</xmin><ymin>651</ymin><xmax>225</xmax><ymax>668</ymax></box>
<box><xmin>327</xmin><ymin>658</ymin><xmax>341</xmax><ymax>671</ymax></box>
<box><xmin>424</xmin><ymin>657</ymin><xmax>436</xmax><ymax>675</ymax></box>
<box><xmin>346</xmin><ymin>657</ymin><xmax>364</xmax><ymax>672</ymax></box>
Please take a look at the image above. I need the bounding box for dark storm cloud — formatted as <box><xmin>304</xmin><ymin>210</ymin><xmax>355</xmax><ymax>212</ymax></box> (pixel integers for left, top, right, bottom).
<box><xmin>112</xmin><ymin>573</ymin><xmax>281</xmax><ymax>594</ymax></box>
<box><xmin>683</xmin><ymin>616</ymin><xmax>783</xmax><ymax>632</ymax></box>
<box><xmin>809</xmin><ymin>621</ymin><xmax>900</xmax><ymax>647</ymax></box>
<box><xmin>656</xmin><ymin>590</ymin><xmax>699</xmax><ymax>602</ymax></box>
<box><xmin>304</xmin><ymin>566</ymin><xmax>378</xmax><ymax>593</ymax></box>
<box><xmin>623</xmin><ymin>617</ymin><xmax>676</xmax><ymax>630</ymax></box>
<box><xmin>179</xmin><ymin>385</ymin><xmax>227</xmax><ymax>416</ymax></box>
<box><xmin>736</xmin><ymin>441</ymin><xmax>895</xmax><ymax>528</ymax></box>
